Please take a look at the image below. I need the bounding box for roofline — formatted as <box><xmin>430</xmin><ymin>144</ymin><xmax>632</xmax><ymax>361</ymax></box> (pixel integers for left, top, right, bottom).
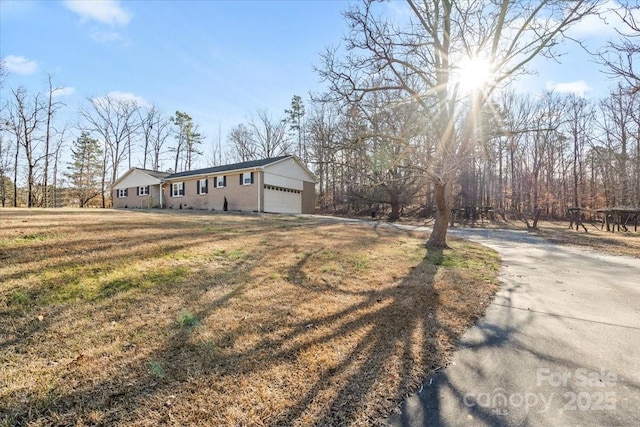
<box><xmin>111</xmin><ymin>167</ymin><xmax>167</xmax><ymax>188</ymax></box>
<box><xmin>266</xmin><ymin>155</ymin><xmax>318</xmax><ymax>183</ymax></box>
<box><xmin>161</xmin><ymin>155</ymin><xmax>318</xmax><ymax>183</ymax></box>
<box><xmin>162</xmin><ymin>164</ymin><xmax>269</xmax><ymax>182</ymax></box>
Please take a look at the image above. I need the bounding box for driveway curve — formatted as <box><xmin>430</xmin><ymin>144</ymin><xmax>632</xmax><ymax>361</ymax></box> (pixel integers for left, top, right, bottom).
<box><xmin>386</xmin><ymin>227</ymin><xmax>640</xmax><ymax>426</ymax></box>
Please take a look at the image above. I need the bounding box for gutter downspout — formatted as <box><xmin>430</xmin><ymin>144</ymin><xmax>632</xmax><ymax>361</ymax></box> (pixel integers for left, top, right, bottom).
<box><xmin>257</xmin><ymin>168</ymin><xmax>261</xmax><ymax>213</ymax></box>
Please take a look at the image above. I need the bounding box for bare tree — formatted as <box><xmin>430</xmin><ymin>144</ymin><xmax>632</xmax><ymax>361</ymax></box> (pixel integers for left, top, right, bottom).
<box><xmin>43</xmin><ymin>75</ymin><xmax>65</xmax><ymax>207</ymax></box>
<box><xmin>565</xmin><ymin>95</ymin><xmax>595</xmax><ymax>208</ymax></box>
<box><xmin>80</xmin><ymin>95</ymin><xmax>140</xmax><ymax>207</ymax></box>
<box><xmin>0</xmin><ymin>132</ymin><xmax>13</xmax><ymax>207</ymax></box>
<box><xmin>151</xmin><ymin>110</ymin><xmax>172</xmax><ymax>172</ymax></box>
<box><xmin>138</xmin><ymin>104</ymin><xmax>156</xmax><ymax>170</ymax></box>
<box><xmin>207</xmin><ymin>123</ymin><xmax>226</xmax><ymax>166</ymax></box>
<box><xmin>248</xmin><ymin>109</ymin><xmax>290</xmax><ymax>159</ymax></box>
<box><xmin>8</xmin><ymin>87</ymin><xmax>46</xmax><ymax>207</ymax></box>
<box><xmin>597</xmin><ymin>85</ymin><xmax>638</xmax><ymax>207</ymax></box>
<box><xmin>306</xmin><ymin>102</ymin><xmax>341</xmax><ymax>210</ymax></box>
<box><xmin>599</xmin><ymin>4</ymin><xmax>640</xmax><ymax>93</ymax></box>
<box><xmin>319</xmin><ymin>0</ymin><xmax>595</xmax><ymax>247</ymax></box>
<box><xmin>51</xmin><ymin>125</ymin><xmax>68</xmax><ymax>207</ymax></box>
<box><xmin>138</xmin><ymin>105</ymin><xmax>172</xmax><ymax>171</ymax></box>
<box><xmin>228</xmin><ymin>123</ymin><xmax>256</xmax><ymax>162</ymax></box>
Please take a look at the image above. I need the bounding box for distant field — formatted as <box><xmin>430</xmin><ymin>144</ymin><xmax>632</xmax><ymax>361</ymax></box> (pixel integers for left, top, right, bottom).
<box><xmin>395</xmin><ymin>216</ymin><xmax>640</xmax><ymax>258</ymax></box>
<box><xmin>0</xmin><ymin>208</ymin><xmax>499</xmax><ymax>426</ymax></box>
<box><xmin>534</xmin><ymin>220</ymin><xmax>640</xmax><ymax>258</ymax></box>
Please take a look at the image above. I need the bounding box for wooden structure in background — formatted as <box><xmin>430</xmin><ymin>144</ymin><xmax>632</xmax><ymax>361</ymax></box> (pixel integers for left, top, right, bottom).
<box><xmin>450</xmin><ymin>206</ymin><xmax>495</xmax><ymax>226</ymax></box>
<box><xmin>597</xmin><ymin>207</ymin><xmax>640</xmax><ymax>233</ymax></box>
<box><xmin>567</xmin><ymin>207</ymin><xmax>590</xmax><ymax>232</ymax></box>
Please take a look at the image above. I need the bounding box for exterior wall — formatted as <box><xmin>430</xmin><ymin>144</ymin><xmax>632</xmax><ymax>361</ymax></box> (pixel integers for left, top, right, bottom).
<box><xmin>113</xmin><ymin>169</ymin><xmax>164</xmax><ymax>189</ymax></box>
<box><xmin>264</xmin><ymin>172</ymin><xmax>303</xmax><ymax>191</ymax></box>
<box><xmin>264</xmin><ymin>158</ymin><xmax>316</xmax><ymax>214</ymax></box>
<box><xmin>302</xmin><ymin>181</ymin><xmax>316</xmax><ymax>214</ymax></box>
<box><xmin>113</xmin><ymin>184</ymin><xmax>162</xmax><ymax>208</ymax></box>
<box><xmin>113</xmin><ymin>189</ymin><xmax>126</xmax><ymax>208</ymax></box>
<box><xmin>265</xmin><ymin>158</ymin><xmax>314</xmax><ymax>182</ymax></box>
<box><xmin>149</xmin><ymin>185</ymin><xmax>162</xmax><ymax>207</ymax></box>
<box><xmin>164</xmin><ymin>171</ymin><xmax>261</xmax><ymax>212</ymax></box>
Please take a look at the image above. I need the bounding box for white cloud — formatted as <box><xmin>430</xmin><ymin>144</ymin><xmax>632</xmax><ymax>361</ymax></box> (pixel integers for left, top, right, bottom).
<box><xmin>52</xmin><ymin>87</ymin><xmax>76</xmax><ymax>98</ymax></box>
<box><xmin>97</xmin><ymin>91</ymin><xmax>150</xmax><ymax>107</ymax></box>
<box><xmin>2</xmin><ymin>55</ymin><xmax>38</xmax><ymax>74</ymax></box>
<box><xmin>546</xmin><ymin>80</ymin><xmax>591</xmax><ymax>97</ymax></box>
<box><xmin>567</xmin><ymin>0</ymin><xmax>640</xmax><ymax>39</ymax></box>
<box><xmin>64</xmin><ymin>0</ymin><xmax>132</xmax><ymax>26</ymax></box>
<box><xmin>91</xmin><ymin>30</ymin><xmax>123</xmax><ymax>43</ymax></box>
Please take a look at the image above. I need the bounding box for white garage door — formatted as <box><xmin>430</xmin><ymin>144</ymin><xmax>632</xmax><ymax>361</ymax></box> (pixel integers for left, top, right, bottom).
<box><xmin>264</xmin><ymin>186</ymin><xmax>302</xmax><ymax>214</ymax></box>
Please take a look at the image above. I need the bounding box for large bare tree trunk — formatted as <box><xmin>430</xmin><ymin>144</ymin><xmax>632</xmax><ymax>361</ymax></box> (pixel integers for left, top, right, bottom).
<box><xmin>43</xmin><ymin>75</ymin><xmax>63</xmax><ymax>208</ymax></box>
<box><xmin>13</xmin><ymin>140</ymin><xmax>19</xmax><ymax>207</ymax></box>
<box><xmin>426</xmin><ymin>178</ymin><xmax>451</xmax><ymax>248</ymax></box>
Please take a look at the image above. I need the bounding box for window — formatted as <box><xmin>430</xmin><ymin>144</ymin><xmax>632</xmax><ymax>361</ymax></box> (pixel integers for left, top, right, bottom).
<box><xmin>240</xmin><ymin>172</ymin><xmax>254</xmax><ymax>185</ymax></box>
<box><xmin>197</xmin><ymin>178</ymin><xmax>208</xmax><ymax>195</ymax></box>
<box><xmin>117</xmin><ymin>188</ymin><xmax>128</xmax><ymax>198</ymax></box>
<box><xmin>214</xmin><ymin>176</ymin><xmax>226</xmax><ymax>188</ymax></box>
<box><xmin>137</xmin><ymin>186</ymin><xmax>150</xmax><ymax>196</ymax></box>
<box><xmin>171</xmin><ymin>182</ymin><xmax>185</xmax><ymax>197</ymax></box>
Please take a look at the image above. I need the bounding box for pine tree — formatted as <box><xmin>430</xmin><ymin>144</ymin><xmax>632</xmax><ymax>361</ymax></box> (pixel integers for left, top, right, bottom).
<box><xmin>66</xmin><ymin>132</ymin><xmax>103</xmax><ymax>207</ymax></box>
<box><xmin>285</xmin><ymin>95</ymin><xmax>306</xmax><ymax>161</ymax></box>
<box><xmin>171</xmin><ymin>111</ymin><xmax>203</xmax><ymax>172</ymax></box>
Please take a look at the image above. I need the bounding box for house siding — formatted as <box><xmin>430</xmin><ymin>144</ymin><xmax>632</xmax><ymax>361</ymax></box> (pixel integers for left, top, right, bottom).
<box><xmin>113</xmin><ymin>189</ymin><xmax>126</xmax><ymax>208</ymax></box>
<box><xmin>113</xmin><ymin>185</ymin><xmax>162</xmax><ymax>208</ymax></box>
<box><xmin>302</xmin><ymin>181</ymin><xmax>316</xmax><ymax>214</ymax></box>
<box><xmin>112</xmin><ymin>156</ymin><xmax>316</xmax><ymax>214</ymax></box>
<box><xmin>148</xmin><ymin>185</ymin><xmax>162</xmax><ymax>207</ymax></box>
<box><xmin>164</xmin><ymin>171</ymin><xmax>261</xmax><ymax>212</ymax></box>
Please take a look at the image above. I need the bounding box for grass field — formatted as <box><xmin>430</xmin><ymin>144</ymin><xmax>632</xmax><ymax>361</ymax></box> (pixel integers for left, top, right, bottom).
<box><xmin>533</xmin><ymin>220</ymin><xmax>640</xmax><ymax>258</ymax></box>
<box><xmin>396</xmin><ymin>216</ymin><xmax>640</xmax><ymax>258</ymax></box>
<box><xmin>0</xmin><ymin>208</ymin><xmax>500</xmax><ymax>426</ymax></box>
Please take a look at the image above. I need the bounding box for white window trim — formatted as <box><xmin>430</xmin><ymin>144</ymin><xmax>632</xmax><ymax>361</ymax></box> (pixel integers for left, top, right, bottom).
<box><xmin>138</xmin><ymin>186</ymin><xmax>149</xmax><ymax>196</ymax></box>
<box><xmin>172</xmin><ymin>182</ymin><xmax>185</xmax><ymax>197</ymax></box>
<box><xmin>216</xmin><ymin>175</ymin><xmax>226</xmax><ymax>188</ymax></box>
<box><xmin>117</xmin><ymin>188</ymin><xmax>127</xmax><ymax>198</ymax></box>
<box><xmin>242</xmin><ymin>172</ymin><xmax>253</xmax><ymax>186</ymax></box>
<box><xmin>197</xmin><ymin>178</ymin><xmax>208</xmax><ymax>195</ymax></box>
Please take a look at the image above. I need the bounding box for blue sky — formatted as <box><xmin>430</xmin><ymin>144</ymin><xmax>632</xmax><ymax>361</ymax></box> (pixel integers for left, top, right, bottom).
<box><xmin>0</xmin><ymin>0</ymin><xmax>633</xmax><ymax>170</ymax></box>
<box><xmin>1</xmin><ymin>0</ymin><xmax>348</xmax><ymax>159</ymax></box>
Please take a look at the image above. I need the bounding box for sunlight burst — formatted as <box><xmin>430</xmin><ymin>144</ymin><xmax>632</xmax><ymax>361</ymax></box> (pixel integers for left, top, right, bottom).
<box><xmin>456</xmin><ymin>56</ymin><xmax>493</xmax><ymax>93</ymax></box>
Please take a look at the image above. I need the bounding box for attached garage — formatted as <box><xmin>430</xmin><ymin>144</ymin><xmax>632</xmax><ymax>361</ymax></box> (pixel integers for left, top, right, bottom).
<box><xmin>263</xmin><ymin>185</ymin><xmax>302</xmax><ymax>214</ymax></box>
<box><xmin>113</xmin><ymin>155</ymin><xmax>316</xmax><ymax>214</ymax></box>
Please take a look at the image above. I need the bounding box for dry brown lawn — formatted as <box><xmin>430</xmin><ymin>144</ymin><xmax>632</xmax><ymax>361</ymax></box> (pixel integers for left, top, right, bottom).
<box><xmin>533</xmin><ymin>220</ymin><xmax>640</xmax><ymax>258</ymax></box>
<box><xmin>0</xmin><ymin>208</ymin><xmax>499</xmax><ymax>426</ymax></box>
<box><xmin>396</xmin><ymin>216</ymin><xmax>640</xmax><ymax>258</ymax></box>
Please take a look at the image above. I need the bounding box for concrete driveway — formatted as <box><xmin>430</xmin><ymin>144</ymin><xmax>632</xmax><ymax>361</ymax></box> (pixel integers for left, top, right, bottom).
<box><xmin>386</xmin><ymin>228</ymin><xmax>640</xmax><ymax>427</ymax></box>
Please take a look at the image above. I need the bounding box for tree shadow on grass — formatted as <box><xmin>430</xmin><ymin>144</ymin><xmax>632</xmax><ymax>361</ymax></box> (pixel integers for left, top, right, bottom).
<box><xmin>1</xmin><ymin>221</ymin><xmax>497</xmax><ymax>426</ymax></box>
<box><xmin>387</xmin><ymin>279</ymin><xmax>531</xmax><ymax>427</ymax></box>
<box><xmin>388</xmin><ymin>239</ymin><xmax>640</xmax><ymax>427</ymax></box>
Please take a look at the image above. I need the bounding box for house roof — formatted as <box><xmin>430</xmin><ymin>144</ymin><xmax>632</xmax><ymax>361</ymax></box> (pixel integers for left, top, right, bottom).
<box><xmin>165</xmin><ymin>155</ymin><xmax>293</xmax><ymax>179</ymax></box>
<box><xmin>111</xmin><ymin>167</ymin><xmax>170</xmax><ymax>188</ymax></box>
<box><xmin>142</xmin><ymin>169</ymin><xmax>172</xmax><ymax>179</ymax></box>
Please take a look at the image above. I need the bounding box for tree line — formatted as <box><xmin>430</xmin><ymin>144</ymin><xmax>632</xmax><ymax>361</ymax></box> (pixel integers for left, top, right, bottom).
<box><xmin>0</xmin><ymin>80</ymin><xmax>205</xmax><ymax>208</ymax></box>
<box><xmin>1</xmin><ymin>1</ymin><xmax>638</xmax><ymax>247</ymax></box>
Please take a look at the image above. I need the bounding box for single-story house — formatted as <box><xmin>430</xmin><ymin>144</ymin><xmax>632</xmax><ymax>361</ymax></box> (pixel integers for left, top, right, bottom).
<box><xmin>111</xmin><ymin>155</ymin><xmax>317</xmax><ymax>214</ymax></box>
<box><xmin>110</xmin><ymin>168</ymin><xmax>170</xmax><ymax>208</ymax></box>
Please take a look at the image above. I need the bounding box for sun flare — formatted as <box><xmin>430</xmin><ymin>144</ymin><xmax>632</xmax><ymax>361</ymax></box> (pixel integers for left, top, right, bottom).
<box><xmin>456</xmin><ymin>56</ymin><xmax>493</xmax><ymax>93</ymax></box>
